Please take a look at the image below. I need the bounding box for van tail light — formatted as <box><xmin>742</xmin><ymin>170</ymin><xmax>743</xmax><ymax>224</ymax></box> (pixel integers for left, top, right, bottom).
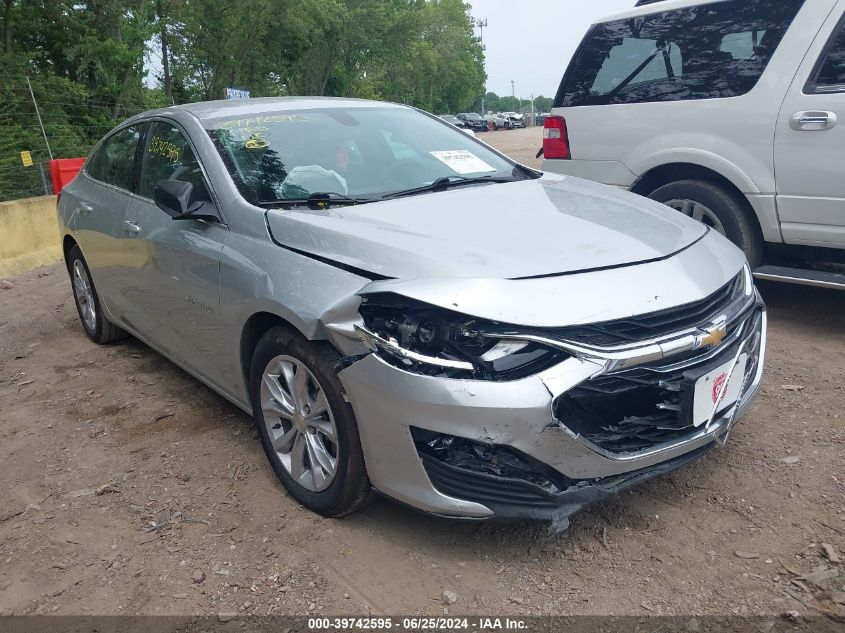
<box><xmin>543</xmin><ymin>115</ymin><xmax>571</xmax><ymax>160</ymax></box>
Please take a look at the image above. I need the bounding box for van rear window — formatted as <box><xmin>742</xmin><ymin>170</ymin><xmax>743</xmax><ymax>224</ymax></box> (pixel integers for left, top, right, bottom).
<box><xmin>556</xmin><ymin>0</ymin><xmax>805</xmax><ymax>107</ymax></box>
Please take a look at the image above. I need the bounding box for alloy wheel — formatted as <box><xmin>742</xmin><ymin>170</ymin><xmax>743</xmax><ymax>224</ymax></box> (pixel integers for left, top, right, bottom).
<box><xmin>665</xmin><ymin>198</ymin><xmax>727</xmax><ymax>236</ymax></box>
<box><xmin>72</xmin><ymin>259</ymin><xmax>96</xmax><ymax>332</ymax></box>
<box><xmin>260</xmin><ymin>355</ymin><xmax>339</xmax><ymax>492</ymax></box>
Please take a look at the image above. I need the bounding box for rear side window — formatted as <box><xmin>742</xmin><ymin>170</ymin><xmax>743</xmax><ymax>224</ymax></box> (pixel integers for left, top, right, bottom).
<box><xmin>557</xmin><ymin>0</ymin><xmax>805</xmax><ymax>107</ymax></box>
<box><xmin>809</xmin><ymin>19</ymin><xmax>845</xmax><ymax>92</ymax></box>
<box><xmin>87</xmin><ymin>125</ymin><xmax>144</xmax><ymax>191</ymax></box>
<box><xmin>138</xmin><ymin>122</ymin><xmax>211</xmax><ymax>201</ymax></box>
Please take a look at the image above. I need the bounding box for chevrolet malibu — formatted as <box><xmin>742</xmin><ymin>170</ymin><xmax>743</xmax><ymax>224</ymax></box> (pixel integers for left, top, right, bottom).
<box><xmin>58</xmin><ymin>98</ymin><xmax>766</xmax><ymax>524</ymax></box>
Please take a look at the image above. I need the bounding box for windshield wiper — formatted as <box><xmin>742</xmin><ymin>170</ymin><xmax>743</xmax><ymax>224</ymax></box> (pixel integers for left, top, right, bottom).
<box><xmin>603</xmin><ymin>41</ymin><xmax>669</xmax><ymax>102</ymax></box>
<box><xmin>382</xmin><ymin>175</ymin><xmax>517</xmax><ymax>200</ymax></box>
<box><xmin>257</xmin><ymin>192</ymin><xmax>374</xmax><ymax>210</ymax></box>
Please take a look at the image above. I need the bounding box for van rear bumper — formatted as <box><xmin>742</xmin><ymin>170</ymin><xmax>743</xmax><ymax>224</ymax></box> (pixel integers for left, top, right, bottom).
<box><xmin>542</xmin><ymin>159</ymin><xmax>637</xmax><ymax>188</ymax></box>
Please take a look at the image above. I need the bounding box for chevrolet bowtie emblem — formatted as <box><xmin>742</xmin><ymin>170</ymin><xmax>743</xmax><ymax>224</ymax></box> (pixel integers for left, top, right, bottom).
<box><xmin>696</xmin><ymin>316</ymin><xmax>728</xmax><ymax>348</ymax></box>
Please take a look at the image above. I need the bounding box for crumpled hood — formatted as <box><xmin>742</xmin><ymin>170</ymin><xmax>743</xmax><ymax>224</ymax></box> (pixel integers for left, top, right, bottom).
<box><xmin>265</xmin><ymin>175</ymin><xmax>707</xmax><ymax>280</ymax></box>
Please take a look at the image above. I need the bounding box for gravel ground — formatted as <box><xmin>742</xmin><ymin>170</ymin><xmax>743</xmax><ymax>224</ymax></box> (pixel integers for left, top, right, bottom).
<box><xmin>0</xmin><ymin>129</ymin><xmax>843</xmax><ymax>622</ymax></box>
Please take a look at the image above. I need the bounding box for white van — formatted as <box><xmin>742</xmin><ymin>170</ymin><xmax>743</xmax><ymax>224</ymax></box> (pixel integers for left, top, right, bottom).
<box><xmin>543</xmin><ymin>0</ymin><xmax>845</xmax><ymax>288</ymax></box>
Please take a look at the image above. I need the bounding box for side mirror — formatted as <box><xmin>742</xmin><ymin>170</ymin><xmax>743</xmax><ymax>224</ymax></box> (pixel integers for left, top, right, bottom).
<box><xmin>154</xmin><ymin>179</ymin><xmax>220</xmax><ymax>222</ymax></box>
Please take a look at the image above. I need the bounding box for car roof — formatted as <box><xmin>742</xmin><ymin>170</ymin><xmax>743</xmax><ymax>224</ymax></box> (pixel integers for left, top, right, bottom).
<box><xmin>599</xmin><ymin>0</ymin><xmax>729</xmax><ymax>22</ymax></box>
<box><xmin>130</xmin><ymin>96</ymin><xmax>406</xmax><ymax>125</ymax></box>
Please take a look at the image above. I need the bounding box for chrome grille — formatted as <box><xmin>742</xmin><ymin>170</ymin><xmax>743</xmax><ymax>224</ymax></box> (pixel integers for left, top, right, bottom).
<box><xmin>553</xmin><ymin>308</ymin><xmax>763</xmax><ymax>454</ymax></box>
<box><xmin>550</xmin><ymin>274</ymin><xmax>743</xmax><ymax>347</ymax></box>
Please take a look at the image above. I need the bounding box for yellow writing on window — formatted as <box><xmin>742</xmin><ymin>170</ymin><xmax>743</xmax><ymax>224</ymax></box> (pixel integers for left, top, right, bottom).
<box><xmin>149</xmin><ymin>136</ymin><xmax>180</xmax><ymax>164</ymax></box>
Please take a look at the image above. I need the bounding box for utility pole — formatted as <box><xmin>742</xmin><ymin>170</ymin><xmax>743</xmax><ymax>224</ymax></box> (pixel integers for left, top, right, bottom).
<box><xmin>531</xmin><ymin>92</ymin><xmax>535</xmax><ymax>126</ymax></box>
<box><xmin>476</xmin><ymin>18</ymin><xmax>487</xmax><ymax>115</ymax></box>
<box><xmin>511</xmin><ymin>80</ymin><xmax>515</xmax><ymax>112</ymax></box>
<box><xmin>26</xmin><ymin>76</ymin><xmax>52</xmax><ymax>161</ymax></box>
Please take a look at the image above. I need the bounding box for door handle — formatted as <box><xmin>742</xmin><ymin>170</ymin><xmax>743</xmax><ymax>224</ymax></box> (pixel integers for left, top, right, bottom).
<box><xmin>122</xmin><ymin>220</ymin><xmax>141</xmax><ymax>235</ymax></box>
<box><xmin>790</xmin><ymin>110</ymin><xmax>838</xmax><ymax>131</ymax></box>
<box><xmin>77</xmin><ymin>202</ymin><xmax>93</xmax><ymax>215</ymax></box>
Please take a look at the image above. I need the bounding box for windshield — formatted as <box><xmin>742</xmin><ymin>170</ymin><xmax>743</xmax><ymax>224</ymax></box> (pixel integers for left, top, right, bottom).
<box><xmin>461</xmin><ymin>113</ymin><xmax>482</xmax><ymax>120</ymax></box>
<box><xmin>206</xmin><ymin>107</ymin><xmax>518</xmax><ymax>203</ymax></box>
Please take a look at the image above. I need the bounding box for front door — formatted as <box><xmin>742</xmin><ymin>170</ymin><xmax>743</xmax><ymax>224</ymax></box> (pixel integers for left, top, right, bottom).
<box><xmin>775</xmin><ymin>8</ymin><xmax>845</xmax><ymax>248</ymax></box>
<box><xmin>122</xmin><ymin>120</ymin><xmax>229</xmax><ymax>385</ymax></box>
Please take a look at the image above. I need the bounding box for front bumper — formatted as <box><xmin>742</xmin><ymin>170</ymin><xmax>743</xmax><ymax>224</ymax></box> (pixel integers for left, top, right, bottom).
<box><xmin>338</xmin><ymin>301</ymin><xmax>766</xmax><ymax>521</ymax></box>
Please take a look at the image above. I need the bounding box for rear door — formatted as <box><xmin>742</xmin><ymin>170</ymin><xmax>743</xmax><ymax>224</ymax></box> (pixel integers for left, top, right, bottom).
<box><xmin>72</xmin><ymin>123</ymin><xmax>146</xmax><ymax>322</ymax></box>
<box><xmin>122</xmin><ymin>119</ymin><xmax>229</xmax><ymax>383</ymax></box>
<box><xmin>775</xmin><ymin>6</ymin><xmax>845</xmax><ymax>248</ymax></box>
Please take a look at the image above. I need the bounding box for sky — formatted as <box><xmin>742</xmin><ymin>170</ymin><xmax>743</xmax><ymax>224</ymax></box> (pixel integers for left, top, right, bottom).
<box><xmin>468</xmin><ymin>0</ymin><xmax>635</xmax><ymax>99</ymax></box>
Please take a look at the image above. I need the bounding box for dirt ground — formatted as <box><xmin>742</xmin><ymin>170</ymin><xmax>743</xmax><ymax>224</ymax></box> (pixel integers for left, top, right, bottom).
<box><xmin>0</xmin><ymin>128</ymin><xmax>843</xmax><ymax>622</ymax></box>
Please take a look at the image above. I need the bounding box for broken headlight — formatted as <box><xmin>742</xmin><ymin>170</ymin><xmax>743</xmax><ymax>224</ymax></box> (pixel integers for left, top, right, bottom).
<box><xmin>356</xmin><ymin>293</ymin><xmax>567</xmax><ymax>380</ymax></box>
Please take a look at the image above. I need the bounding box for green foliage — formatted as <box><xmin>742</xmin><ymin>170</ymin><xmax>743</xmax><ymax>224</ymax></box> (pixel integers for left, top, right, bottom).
<box><xmin>0</xmin><ymin>0</ymin><xmax>486</xmax><ymax>200</ymax></box>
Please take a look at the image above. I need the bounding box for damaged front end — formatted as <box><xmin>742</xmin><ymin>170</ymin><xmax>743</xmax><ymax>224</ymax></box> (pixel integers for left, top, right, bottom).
<box><xmin>355</xmin><ymin>293</ymin><xmax>568</xmax><ymax>380</ymax></box>
<box><xmin>410</xmin><ymin>427</ymin><xmax>715</xmax><ymax>524</ymax></box>
<box><xmin>333</xmin><ymin>256</ymin><xmax>765</xmax><ymax>523</ymax></box>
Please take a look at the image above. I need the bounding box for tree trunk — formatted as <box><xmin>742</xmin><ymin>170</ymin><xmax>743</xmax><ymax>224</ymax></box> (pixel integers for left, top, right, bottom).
<box><xmin>111</xmin><ymin>0</ymin><xmax>147</xmax><ymax>119</ymax></box>
<box><xmin>4</xmin><ymin>0</ymin><xmax>13</xmax><ymax>55</ymax></box>
<box><xmin>157</xmin><ymin>0</ymin><xmax>171</xmax><ymax>101</ymax></box>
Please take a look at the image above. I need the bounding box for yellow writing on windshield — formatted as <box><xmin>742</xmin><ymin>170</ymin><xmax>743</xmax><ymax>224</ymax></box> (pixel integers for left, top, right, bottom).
<box><xmin>216</xmin><ymin>114</ymin><xmax>308</xmax><ymax>130</ymax></box>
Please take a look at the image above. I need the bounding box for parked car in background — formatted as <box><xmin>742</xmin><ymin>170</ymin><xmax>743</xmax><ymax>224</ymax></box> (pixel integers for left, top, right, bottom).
<box><xmin>543</xmin><ymin>0</ymin><xmax>845</xmax><ymax>289</ymax></box>
<box><xmin>456</xmin><ymin>112</ymin><xmax>490</xmax><ymax>132</ymax></box>
<box><xmin>438</xmin><ymin>113</ymin><xmax>477</xmax><ymax>137</ymax></box>
<box><xmin>496</xmin><ymin>112</ymin><xmax>525</xmax><ymax>130</ymax></box>
<box><xmin>438</xmin><ymin>114</ymin><xmax>466</xmax><ymax>128</ymax></box>
<box><xmin>58</xmin><ymin>97</ymin><xmax>765</xmax><ymax>523</ymax></box>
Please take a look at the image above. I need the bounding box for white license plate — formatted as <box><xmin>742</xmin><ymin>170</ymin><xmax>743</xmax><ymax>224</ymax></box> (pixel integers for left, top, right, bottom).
<box><xmin>692</xmin><ymin>354</ymin><xmax>748</xmax><ymax>428</ymax></box>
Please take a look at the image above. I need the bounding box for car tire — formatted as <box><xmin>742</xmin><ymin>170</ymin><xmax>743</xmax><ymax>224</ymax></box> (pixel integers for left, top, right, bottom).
<box><xmin>647</xmin><ymin>180</ymin><xmax>763</xmax><ymax>267</ymax></box>
<box><xmin>493</xmin><ymin>123</ymin><xmax>499</xmax><ymax>131</ymax></box>
<box><xmin>67</xmin><ymin>245</ymin><xmax>129</xmax><ymax>344</ymax></box>
<box><xmin>250</xmin><ymin>326</ymin><xmax>371</xmax><ymax>517</ymax></box>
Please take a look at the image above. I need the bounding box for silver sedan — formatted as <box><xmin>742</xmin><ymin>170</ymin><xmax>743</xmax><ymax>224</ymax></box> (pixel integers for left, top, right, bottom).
<box><xmin>57</xmin><ymin>97</ymin><xmax>766</xmax><ymax>524</ymax></box>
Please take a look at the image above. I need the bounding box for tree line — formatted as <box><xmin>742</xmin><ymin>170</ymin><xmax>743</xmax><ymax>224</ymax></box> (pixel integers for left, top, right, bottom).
<box><xmin>0</xmin><ymin>0</ymin><xmax>486</xmax><ymax>177</ymax></box>
<box><xmin>474</xmin><ymin>92</ymin><xmax>554</xmax><ymax>116</ymax></box>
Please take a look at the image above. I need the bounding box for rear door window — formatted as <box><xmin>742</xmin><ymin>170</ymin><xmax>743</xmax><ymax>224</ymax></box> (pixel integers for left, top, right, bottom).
<box><xmin>808</xmin><ymin>18</ymin><xmax>845</xmax><ymax>93</ymax></box>
<box><xmin>87</xmin><ymin>124</ymin><xmax>144</xmax><ymax>192</ymax></box>
<box><xmin>557</xmin><ymin>0</ymin><xmax>806</xmax><ymax>107</ymax></box>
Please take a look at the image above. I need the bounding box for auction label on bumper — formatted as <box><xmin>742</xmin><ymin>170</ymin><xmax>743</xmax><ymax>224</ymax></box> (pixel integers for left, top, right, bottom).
<box><xmin>308</xmin><ymin>617</ymin><xmax>528</xmax><ymax>631</ymax></box>
<box><xmin>692</xmin><ymin>353</ymin><xmax>748</xmax><ymax>427</ymax></box>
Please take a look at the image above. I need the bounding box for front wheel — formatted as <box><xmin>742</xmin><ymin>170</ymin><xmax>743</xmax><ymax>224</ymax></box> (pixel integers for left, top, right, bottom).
<box><xmin>250</xmin><ymin>327</ymin><xmax>371</xmax><ymax>517</ymax></box>
<box><xmin>647</xmin><ymin>180</ymin><xmax>763</xmax><ymax>267</ymax></box>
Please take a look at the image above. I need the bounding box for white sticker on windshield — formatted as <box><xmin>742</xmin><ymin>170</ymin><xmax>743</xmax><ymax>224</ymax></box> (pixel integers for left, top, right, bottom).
<box><xmin>430</xmin><ymin>150</ymin><xmax>496</xmax><ymax>175</ymax></box>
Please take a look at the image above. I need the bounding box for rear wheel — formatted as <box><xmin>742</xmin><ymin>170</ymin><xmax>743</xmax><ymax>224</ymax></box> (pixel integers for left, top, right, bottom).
<box><xmin>250</xmin><ymin>326</ymin><xmax>371</xmax><ymax>517</ymax></box>
<box><xmin>647</xmin><ymin>180</ymin><xmax>763</xmax><ymax>267</ymax></box>
<box><xmin>67</xmin><ymin>245</ymin><xmax>128</xmax><ymax>344</ymax></box>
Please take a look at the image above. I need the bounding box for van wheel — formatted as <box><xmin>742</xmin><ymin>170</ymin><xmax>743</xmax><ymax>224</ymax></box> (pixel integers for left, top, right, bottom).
<box><xmin>67</xmin><ymin>245</ymin><xmax>128</xmax><ymax>344</ymax></box>
<box><xmin>250</xmin><ymin>326</ymin><xmax>371</xmax><ymax>517</ymax></box>
<box><xmin>648</xmin><ymin>180</ymin><xmax>763</xmax><ymax>267</ymax></box>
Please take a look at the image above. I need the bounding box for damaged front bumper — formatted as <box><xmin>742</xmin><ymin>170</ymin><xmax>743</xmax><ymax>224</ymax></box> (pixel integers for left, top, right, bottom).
<box><xmin>337</xmin><ymin>300</ymin><xmax>766</xmax><ymax>522</ymax></box>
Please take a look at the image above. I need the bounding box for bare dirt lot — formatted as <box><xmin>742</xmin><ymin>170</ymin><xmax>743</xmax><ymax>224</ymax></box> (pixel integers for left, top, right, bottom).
<box><xmin>0</xmin><ymin>128</ymin><xmax>843</xmax><ymax>622</ymax></box>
